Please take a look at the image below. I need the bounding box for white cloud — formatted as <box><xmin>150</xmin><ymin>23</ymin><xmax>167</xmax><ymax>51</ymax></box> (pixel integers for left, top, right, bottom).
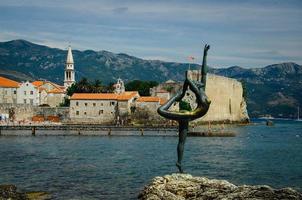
<box><xmin>0</xmin><ymin>0</ymin><xmax>301</xmax><ymax>67</ymax></box>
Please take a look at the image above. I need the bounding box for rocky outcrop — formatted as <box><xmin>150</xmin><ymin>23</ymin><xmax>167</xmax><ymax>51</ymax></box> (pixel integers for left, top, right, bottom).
<box><xmin>138</xmin><ymin>174</ymin><xmax>302</xmax><ymax>200</ymax></box>
<box><xmin>0</xmin><ymin>185</ymin><xmax>27</xmax><ymax>200</ymax></box>
<box><xmin>0</xmin><ymin>185</ymin><xmax>50</xmax><ymax>200</ymax></box>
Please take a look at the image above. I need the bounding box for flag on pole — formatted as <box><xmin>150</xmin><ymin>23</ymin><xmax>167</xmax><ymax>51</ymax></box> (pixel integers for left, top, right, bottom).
<box><xmin>188</xmin><ymin>56</ymin><xmax>195</xmax><ymax>61</ymax></box>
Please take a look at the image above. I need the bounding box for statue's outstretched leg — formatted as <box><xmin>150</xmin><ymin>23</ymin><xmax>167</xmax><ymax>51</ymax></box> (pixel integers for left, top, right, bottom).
<box><xmin>176</xmin><ymin>120</ymin><xmax>189</xmax><ymax>173</ymax></box>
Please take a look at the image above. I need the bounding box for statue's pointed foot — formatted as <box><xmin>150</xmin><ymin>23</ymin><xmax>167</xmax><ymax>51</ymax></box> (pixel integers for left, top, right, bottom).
<box><xmin>176</xmin><ymin>162</ymin><xmax>184</xmax><ymax>173</ymax></box>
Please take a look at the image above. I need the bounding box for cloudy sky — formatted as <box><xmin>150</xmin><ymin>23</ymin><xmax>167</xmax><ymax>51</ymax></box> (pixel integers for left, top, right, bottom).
<box><xmin>0</xmin><ymin>0</ymin><xmax>301</xmax><ymax>68</ymax></box>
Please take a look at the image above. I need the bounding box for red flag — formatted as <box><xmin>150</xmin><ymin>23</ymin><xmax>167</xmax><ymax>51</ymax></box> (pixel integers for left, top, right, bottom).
<box><xmin>188</xmin><ymin>56</ymin><xmax>195</xmax><ymax>61</ymax></box>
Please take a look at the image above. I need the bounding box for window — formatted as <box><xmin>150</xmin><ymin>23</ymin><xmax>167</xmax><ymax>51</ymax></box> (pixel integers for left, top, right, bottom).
<box><xmin>23</xmin><ymin>99</ymin><xmax>26</xmax><ymax>104</ymax></box>
<box><xmin>110</xmin><ymin>101</ymin><xmax>115</xmax><ymax>106</ymax></box>
<box><xmin>76</xmin><ymin>111</ymin><xmax>79</xmax><ymax>115</ymax></box>
<box><xmin>24</xmin><ymin>91</ymin><xmax>26</xmax><ymax>95</ymax></box>
<box><xmin>76</xmin><ymin>102</ymin><xmax>79</xmax><ymax>106</ymax></box>
<box><xmin>85</xmin><ymin>103</ymin><xmax>88</xmax><ymax>106</ymax></box>
<box><xmin>30</xmin><ymin>99</ymin><xmax>33</xmax><ymax>105</ymax></box>
<box><xmin>13</xmin><ymin>90</ymin><xmax>16</xmax><ymax>94</ymax></box>
<box><xmin>99</xmin><ymin>110</ymin><xmax>103</xmax><ymax>115</ymax></box>
<box><xmin>84</xmin><ymin>112</ymin><xmax>87</xmax><ymax>115</ymax></box>
<box><xmin>30</xmin><ymin>91</ymin><xmax>33</xmax><ymax>95</ymax></box>
<box><xmin>93</xmin><ymin>103</ymin><xmax>96</xmax><ymax>107</ymax></box>
<box><xmin>100</xmin><ymin>103</ymin><xmax>103</xmax><ymax>106</ymax></box>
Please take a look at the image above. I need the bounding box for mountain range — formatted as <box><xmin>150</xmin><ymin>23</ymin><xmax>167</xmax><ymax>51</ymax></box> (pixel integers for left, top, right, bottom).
<box><xmin>0</xmin><ymin>39</ymin><xmax>301</xmax><ymax>118</ymax></box>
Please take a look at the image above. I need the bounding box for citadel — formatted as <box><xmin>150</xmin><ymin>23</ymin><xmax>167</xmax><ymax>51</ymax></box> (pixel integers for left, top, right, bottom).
<box><xmin>0</xmin><ymin>46</ymin><xmax>249</xmax><ymax>124</ymax></box>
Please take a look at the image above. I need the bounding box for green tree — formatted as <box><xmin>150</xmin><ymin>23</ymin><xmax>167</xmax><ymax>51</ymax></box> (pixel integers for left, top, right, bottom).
<box><xmin>59</xmin><ymin>97</ymin><xmax>70</xmax><ymax>107</ymax></box>
<box><xmin>66</xmin><ymin>78</ymin><xmax>104</xmax><ymax>96</ymax></box>
<box><xmin>92</xmin><ymin>79</ymin><xmax>103</xmax><ymax>93</ymax></box>
<box><xmin>102</xmin><ymin>82</ymin><xmax>115</xmax><ymax>93</ymax></box>
<box><xmin>125</xmin><ymin>80</ymin><xmax>158</xmax><ymax>96</ymax></box>
<box><xmin>62</xmin><ymin>78</ymin><xmax>108</xmax><ymax>107</ymax></box>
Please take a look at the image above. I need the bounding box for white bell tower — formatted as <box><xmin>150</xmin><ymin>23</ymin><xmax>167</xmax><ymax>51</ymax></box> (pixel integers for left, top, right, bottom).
<box><xmin>64</xmin><ymin>45</ymin><xmax>75</xmax><ymax>88</ymax></box>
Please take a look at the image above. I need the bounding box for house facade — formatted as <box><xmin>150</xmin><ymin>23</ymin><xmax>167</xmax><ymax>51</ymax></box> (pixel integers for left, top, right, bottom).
<box><xmin>17</xmin><ymin>81</ymin><xmax>39</xmax><ymax>105</ymax></box>
<box><xmin>32</xmin><ymin>80</ymin><xmax>65</xmax><ymax>107</ymax></box>
<box><xmin>70</xmin><ymin>93</ymin><xmax>118</xmax><ymax>123</ymax></box>
<box><xmin>69</xmin><ymin>92</ymin><xmax>139</xmax><ymax>123</ymax></box>
<box><xmin>0</xmin><ymin>77</ymin><xmax>19</xmax><ymax>104</ymax></box>
<box><xmin>136</xmin><ymin>96</ymin><xmax>166</xmax><ymax>114</ymax></box>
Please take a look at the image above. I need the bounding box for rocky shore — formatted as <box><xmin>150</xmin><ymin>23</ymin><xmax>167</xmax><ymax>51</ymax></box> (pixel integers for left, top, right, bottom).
<box><xmin>138</xmin><ymin>174</ymin><xmax>302</xmax><ymax>200</ymax></box>
<box><xmin>0</xmin><ymin>185</ymin><xmax>50</xmax><ymax>200</ymax></box>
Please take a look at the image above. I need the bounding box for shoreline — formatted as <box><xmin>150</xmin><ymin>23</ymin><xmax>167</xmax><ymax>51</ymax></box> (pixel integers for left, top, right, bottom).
<box><xmin>0</xmin><ymin>124</ymin><xmax>237</xmax><ymax>137</ymax></box>
<box><xmin>0</xmin><ymin>124</ymin><xmax>177</xmax><ymax>136</ymax></box>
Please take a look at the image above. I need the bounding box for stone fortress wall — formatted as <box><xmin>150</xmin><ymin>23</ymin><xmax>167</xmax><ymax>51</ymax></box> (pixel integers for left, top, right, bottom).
<box><xmin>181</xmin><ymin>71</ymin><xmax>249</xmax><ymax>123</ymax></box>
<box><xmin>201</xmin><ymin>74</ymin><xmax>249</xmax><ymax>123</ymax></box>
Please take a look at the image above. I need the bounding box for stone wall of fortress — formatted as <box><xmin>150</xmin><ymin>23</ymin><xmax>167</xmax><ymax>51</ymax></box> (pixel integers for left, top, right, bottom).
<box><xmin>190</xmin><ymin>73</ymin><xmax>249</xmax><ymax>123</ymax></box>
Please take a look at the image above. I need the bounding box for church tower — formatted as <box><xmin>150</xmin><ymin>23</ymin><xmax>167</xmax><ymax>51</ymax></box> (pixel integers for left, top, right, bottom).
<box><xmin>64</xmin><ymin>46</ymin><xmax>75</xmax><ymax>88</ymax></box>
<box><xmin>114</xmin><ymin>78</ymin><xmax>125</xmax><ymax>94</ymax></box>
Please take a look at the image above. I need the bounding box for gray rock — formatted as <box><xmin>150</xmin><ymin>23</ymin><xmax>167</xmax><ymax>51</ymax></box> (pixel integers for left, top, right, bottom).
<box><xmin>138</xmin><ymin>174</ymin><xmax>302</xmax><ymax>200</ymax></box>
<box><xmin>0</xmin><ymin>185</ymin><xmax>50</xmax><ymax>200</ymax></box>
<box><xmin>0</xmin><ymin>185</ymin><xmax>27</xmax><ymax>200</ymax></box>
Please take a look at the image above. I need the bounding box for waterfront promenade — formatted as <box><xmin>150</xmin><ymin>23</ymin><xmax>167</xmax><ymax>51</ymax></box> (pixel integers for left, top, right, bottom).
<box><xmin>0</xmin><ymin>124</ymin><xmax>178</xmax><ymax>136</ymax></box>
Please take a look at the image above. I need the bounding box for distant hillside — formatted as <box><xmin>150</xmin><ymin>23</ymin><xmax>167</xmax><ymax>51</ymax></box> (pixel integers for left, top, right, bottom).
<box><xmin>211</xmin><ymin>63</ymin><xmax>302</xmax><ymax>118</ymax></box>
<box><xmin>0</xmin><ymin>39</ymin><xmax>199</xmax><ymax>84</ymax></box>
<box><xmin>0</xmin><ymin>39</ymin><xmax>301</xmax><ymax>118</ymax></box>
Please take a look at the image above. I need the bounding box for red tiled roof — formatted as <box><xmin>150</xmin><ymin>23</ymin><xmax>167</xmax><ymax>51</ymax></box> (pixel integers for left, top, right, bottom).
<box><xmin>159</xmin><ymin>98</ymin><xmax>167</xmax><ymax>105</ymax></box>
<box><xmin>157</xmin><ymin>89</ymin><xmax>169</xmax><ymax>93</ymax></box>
<box><xmin>48</xmin><ymin>88</ymin><xmax>65</xmax><ymax>94</ymax></box>
<box><xmin>32</xmin><ymin>80</ymin><xmax>44</xmax><ymax>87</ymax></box>
<box><xmin>0</xmin><ymin>76</ymin><xmax>19</xmax><ymax>88</ymax></box>
<box><xmin>71</xmin><ymin>91</ymin><xmax>139</xmax><ymax>101</ymax></box>
<box><xmin>117</xmin><ymin>91</ymin><xmax>139</xmax><ymax>101</ymax></box>
<box><xmin>137</xmin><ymin>96</ymin><xmax>161</xmax><ymax>103</ymax></box>
<box><xmin>71</xmin><ymin>93</ymin><xmax>118</xmax><ymax>100</ymax></box>
<box><xmin>32</xmin><ymin>80</ymin><xmax>65</xmax><ymax>93</ymax></box>
<box><xmin>38</xmin><ymin>87</ymin><xmax>46</xmax><ymax>92</ymax></box>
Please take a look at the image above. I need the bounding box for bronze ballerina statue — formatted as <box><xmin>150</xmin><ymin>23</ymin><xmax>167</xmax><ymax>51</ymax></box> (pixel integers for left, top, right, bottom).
<box><xmin>157</xmin><ymin>44</ymin><xmax>211</xmax><ymax>173</ymax></box>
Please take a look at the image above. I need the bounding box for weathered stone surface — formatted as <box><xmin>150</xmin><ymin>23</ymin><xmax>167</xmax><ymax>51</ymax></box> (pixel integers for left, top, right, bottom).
<box><xmin>138</xmin><ymin>174</ymin><xmax>302</xmax><ymax>200</ymax></box>
<box><xmin>26</xmin><ymin>191</ymin><xmax>51</xmax><ymax>200</ymax></box>
<box><xmin>0</xmin><ymin>185</ymin><xmax>50</xmax><ymax>200</ymax></box>
<box><xmin>0</xmin><ymin>185</ymin><xmax>27</xmax><ymax>200</ymax></box>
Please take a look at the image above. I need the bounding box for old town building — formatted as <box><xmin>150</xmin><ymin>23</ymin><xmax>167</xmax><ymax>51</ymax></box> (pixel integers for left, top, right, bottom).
<box><xmin>32</xmin><ymin>80</ymin><xmax>65</xmax><ymax>107</ymax></box>
<box><xmin>17</xmin><ymin>81</ymin><xmax>39</xmax><ymax>105</ymax></box>
<box><xmin>0</xmin><ymin>76</ymin><xmax>19</xmax><ymax>104</ymax></box>
<box><xmin>69</xmin><ymin>91</ymin><xmax>139</xmax><ymax>123</ymax></box>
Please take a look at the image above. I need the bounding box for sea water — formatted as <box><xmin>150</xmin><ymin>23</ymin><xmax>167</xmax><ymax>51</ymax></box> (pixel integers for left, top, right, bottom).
<box><xmin>0</xmin><ymin>119</ymin><xmax>301</xmax><ymax>199</ymax></box>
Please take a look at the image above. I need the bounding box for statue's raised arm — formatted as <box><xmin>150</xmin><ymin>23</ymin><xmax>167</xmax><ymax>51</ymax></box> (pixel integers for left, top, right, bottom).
<box><xmin>201</xmin><ymin>44</ymin><xmax>210</xmax><ymax>85</ymax></box>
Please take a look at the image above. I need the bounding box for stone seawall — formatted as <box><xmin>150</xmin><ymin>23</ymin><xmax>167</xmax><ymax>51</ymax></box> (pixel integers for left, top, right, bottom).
<box><xmin>0</xmin><ymin>104</ymin><xmax>69</xmax><ymax>121</ymax></box>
